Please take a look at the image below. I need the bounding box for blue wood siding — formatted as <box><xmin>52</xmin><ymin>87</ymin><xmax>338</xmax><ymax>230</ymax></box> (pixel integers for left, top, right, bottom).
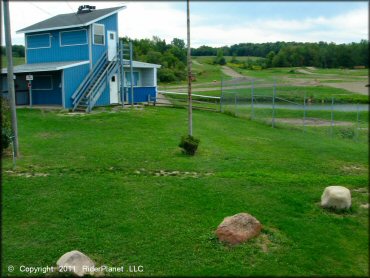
<box><xmin>60</xmin><ymin>29</ymin><xmax>87</xmax><ymax>46</ymax></box>
<box><xmin>26</xmin><ymin>33</ymin><xmax>51</xmax><ymax>49</ymax></box>
<box><xmin>63</xmin><ymin>63</ymin><xmax>90</xmax><ymax>108</ymax></box>
<box><xmin>95</xmin><ymin>85</ymin><xmax>110</xmax><ymax>106</ymax></box>
<box><xmin>31</xmin><ymin>71</ymin><xmax>62</xmax><ymax>105</ymax></box>
<box><xmin>92</xmin><ymin>14</ymin><xmax>118</xmax><ymax>65</ymax></box>
<box><xmin>26</xmin><ymin>29</ymin><xmax>89</xmax><ymax>64</ymax></box>
<box><xmin>124</xmin><ymin>87</ymin><xmax>156</xmax><ymax>103</ymax></box>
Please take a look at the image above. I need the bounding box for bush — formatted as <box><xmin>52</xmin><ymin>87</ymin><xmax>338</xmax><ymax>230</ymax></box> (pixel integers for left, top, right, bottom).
<box><xmin>2</xmin><ymin>128</ymin><xmax>11</xmax><ymax>151</ymax></box>
<box><xmin>214</xmin><ymin>56</ymin><xmax>226</xmax><ymax>65</ymax></box>
<box><xmin>158</xmin><ymin>68</ymin><xmax>177</xmax><ymax>82</ymax></box>
<box><xmin>337</xmin><ymin>127</ymin><xmax>355</xmax><ymax>139</ymax></box>
<box><xmin>179</xmin><ymin>135</ymin><xmax>200</xmax><ymax>155</ymax></box>
<box><xmin>1</xmin><ymin>97</ymin><xmax>12</xmax><ymax>153</ymax></box>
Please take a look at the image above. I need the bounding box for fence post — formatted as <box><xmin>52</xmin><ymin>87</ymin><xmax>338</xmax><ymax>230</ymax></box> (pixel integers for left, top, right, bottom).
<box><xmin>11</xmin><ymin>136</ymin><xmax>16</xmax><ymax>169</ymax></box>
<box><xmin>330</xmin><ymin>96</ymin><xmax>334</xmax><ymax>137</ymax></box>
<box><xmin>220</xmin><ymin>77</ymin><xmax>224</xmax><ymax>112</ymax></box>
<box><xmin>356</xmin><ymin>103</ymin><xmax>360</xmax><ymax>142</ymax></box>
<box><xmin>251</xmin><ymin>79</ymin><xmax>254</xmax><ymax>120</ymax></box>
<box><xmin>303</xmin><ymin>92</ymin><xmax>306</xmax><ymax>133</ymax></box>
<box><xmin>272</xmin><ymin>80</ymin><xmax>276</xmax><ymax>128</ymax></box>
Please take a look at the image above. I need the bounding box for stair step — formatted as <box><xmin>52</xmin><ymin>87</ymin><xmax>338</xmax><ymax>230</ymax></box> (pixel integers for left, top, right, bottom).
<box><xmin>75</xmin><ymin>108</ymin><xmax>87</xmax><ymax>112</ymax></box>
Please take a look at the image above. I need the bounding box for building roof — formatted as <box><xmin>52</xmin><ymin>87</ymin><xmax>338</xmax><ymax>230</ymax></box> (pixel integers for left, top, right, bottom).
<box><xmin>17</xmin><ymin>6</ymin><xmax>125</xmax><ymax>34</ymax></box>
<box><xmin>1</xmin><ymin>61</ymin><xmax>89</xmax><ymax>74</ymax></box>
<box><xmin>124</xmin><ymin>60</ymin><xmax>161</xmax><ymax>69</ymax></box>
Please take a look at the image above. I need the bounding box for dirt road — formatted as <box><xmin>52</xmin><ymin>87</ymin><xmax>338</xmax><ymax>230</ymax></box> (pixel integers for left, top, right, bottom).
<box><xmin>321</xmin><ymin>82</ymin><xmax>368</xmax><ymax>95</ymax></box>
<box><xmin>221</xmin><ymin>66</ymin><xmax>245</xmax><ymax>78</ymax></box>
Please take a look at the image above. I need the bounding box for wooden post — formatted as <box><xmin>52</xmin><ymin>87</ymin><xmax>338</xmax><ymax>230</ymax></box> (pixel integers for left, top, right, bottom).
<box><xmin>129</xmin><ymin>41</ymin><xmax>134</xmax><ymax>108</ymax></box>
<box><xmin>4</xmin><ymin>0</ymin><xmax>19</xmax><ymax>156</ymax></box>
<box><xmin>187</xmin><ymin>0</ymin><xmax>193</xmax><ymax>136</ymax></box>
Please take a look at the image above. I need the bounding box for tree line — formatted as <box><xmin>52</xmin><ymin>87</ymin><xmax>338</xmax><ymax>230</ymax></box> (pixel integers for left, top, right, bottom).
<box><xmin>3</xmin><ymin>38</ymin><xmax>367</xmax><ymax>82</ymax></box>
<box><xmin>121</xmin><ymin>36</ymin><xmax>187</xmax><ymax>83</ymax></box>
<box><xmin>192</xmin><ymin>40</ymin><xmax>369</xmax><ymax>68</ymax></box>
<box><xmin>1</xmin><ymin>45</ymin><xmax>25</xmax><ymax>57</ymax></box>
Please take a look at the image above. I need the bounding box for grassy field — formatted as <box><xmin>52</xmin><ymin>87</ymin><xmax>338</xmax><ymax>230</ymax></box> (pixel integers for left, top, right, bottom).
<box><xmin>1</xmin><ymin>55</ymin><xmax>25</xmax><ymax>67</ymax></box>
<box><xmin>159</xmin><ymin>56</ymin><xmax>368</xmax><ymax>107</ymax></box>
<box><xmin>2</xmin><ymin>106</ymin><xmax>368</xmax><ymax>276</ymax></box>
<box><xmin>203</xmin><ymin>85</ymin><xmax>369</xmax><ymax>103</ymax></box>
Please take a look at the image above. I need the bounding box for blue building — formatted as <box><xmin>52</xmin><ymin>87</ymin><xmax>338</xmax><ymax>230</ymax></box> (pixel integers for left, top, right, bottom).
<box><xmin>1</xmin><ymin>5</ymin><xmax>160</xmax><ymax>112</ymax></box>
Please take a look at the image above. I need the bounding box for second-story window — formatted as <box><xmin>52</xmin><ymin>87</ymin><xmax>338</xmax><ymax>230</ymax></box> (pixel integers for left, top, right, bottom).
<box><xmin>93</xmin><ymin>24</ymin><xmax>105</xmax><ymax>45</ymax></box>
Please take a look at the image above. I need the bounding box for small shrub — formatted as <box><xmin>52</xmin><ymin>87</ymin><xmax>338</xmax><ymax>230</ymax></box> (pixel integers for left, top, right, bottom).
<box><xmin>337</xmin><ymin>127</ymin><xmax>355</xmax><ymax>139</ymax></box>
<box><xmin>223</xmin><ymin>110</ymin><xmax>237</xmax><ymax>117</ymax></box>
<box><xmin>1</xmin><ymin>97</ymin><xmax>12</xmax><ymax>153</ymax></box>
<box><xmin>2</xmin><ymin>128</ymin><xmax>11</xmax><ymax>151</ymax></box>
<box><xmin>179</xmin><ymin>135</ymin><xmax>200</xmax><ymax>155</ymax></box>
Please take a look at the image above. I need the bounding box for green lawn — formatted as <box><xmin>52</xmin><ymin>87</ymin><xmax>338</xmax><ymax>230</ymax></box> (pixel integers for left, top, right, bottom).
<box><xmin>1</xmin><ymin>55</ymin><xmax>25</xmax><ymax>67</ymax></box>
<box><xmin>166</xmin><ymin>84</ymin><xmax>368</xmax><ymax>104</ymax></box>
<box><xmin>2</xmin><ymin>107</ymin><xmax>368</xmax><ymax>276</ymax></box>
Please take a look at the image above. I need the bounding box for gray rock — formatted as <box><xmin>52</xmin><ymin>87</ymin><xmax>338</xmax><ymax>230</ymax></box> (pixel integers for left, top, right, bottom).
<box><xmin>321</xmin><ymin>186</ymin><xmax>351</xmax><ymax>210</ymax></box>
<box><xmin>57</xmin><ymin>250</ymin><xmax>95</xmax><ymax>277</ymax></box>
<box><xmin>216</xmin><ymin>213</ymin><xmax>262</xmax><ymax>245</ymax></box>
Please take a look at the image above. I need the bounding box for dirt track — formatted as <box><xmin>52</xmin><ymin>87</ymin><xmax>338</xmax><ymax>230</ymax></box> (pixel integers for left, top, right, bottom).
<box><xmin>221</xmin><ymin>66</ymin><xmax>245</xmax><ymax>78</ymax></box>
<box><xmin>321</xmin><ymin>82</ymin><xmax>369</xmax><ymax>95</ymax></box>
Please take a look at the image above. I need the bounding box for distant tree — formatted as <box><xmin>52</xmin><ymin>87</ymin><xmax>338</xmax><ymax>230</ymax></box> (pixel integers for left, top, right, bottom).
<box><xmin>145</xmin><ymin>51</ymin><xmax>162</xmax><ymax>65</ymax></box>
<box><xmin>171</xmin><ymin>38</ymin><xmax>185</xmax><ymax>50</ymax></box>
<box><xmin>266</xmin><ymin>51</ymin><xmax>275</xmax><ymax>68</ymax></box>
<box><xmin>214</xmin><ymin>49</ymin><xmax>226</xmax><ymax>65</ymax></box>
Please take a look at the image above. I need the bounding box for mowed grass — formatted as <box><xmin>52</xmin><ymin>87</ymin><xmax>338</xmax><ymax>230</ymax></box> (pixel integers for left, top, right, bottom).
<box><xmin>2</xmin><ymin>107</ymin><xmax>369</xmax><ymax>276</ymax></box>
<box><xmin>1</xmin><ymin>55</ymin><xmax>25</xmax><ymax>67</ymax></box>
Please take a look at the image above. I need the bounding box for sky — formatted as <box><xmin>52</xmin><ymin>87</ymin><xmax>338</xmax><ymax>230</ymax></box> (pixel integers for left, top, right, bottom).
<box><xmin>1</xmin><ymin>1</ymin><xmax>368</xmax><ymax>47</ymax></box>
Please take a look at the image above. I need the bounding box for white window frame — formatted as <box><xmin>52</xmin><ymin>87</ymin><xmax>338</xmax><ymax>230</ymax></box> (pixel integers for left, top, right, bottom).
<box><xmin>93</xmin><ymin>23</ymin><xmax>105</xmax><ymax>46</ymax></box>
<box><xmin>59</xmin><ymin>29</ymin><xmax>88</xmax><ymax>47</ymax></box>
<box><xmin>26</xmin><ymin>33</ymin><xmax>51</xmax><ymax>50</ymax></box>
<box><xmin>125</xmin><ymin>71</ymin><xmax>140</xmax><ymax>87</ymax></box>
<box><xmin>32</xmin><ymin>75</ymin><xmax>53</xmax><ymax>90</ymax></box>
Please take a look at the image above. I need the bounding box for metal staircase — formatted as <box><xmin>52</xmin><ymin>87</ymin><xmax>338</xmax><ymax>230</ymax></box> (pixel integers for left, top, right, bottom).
<box><xmin>71</xmin><ymin>42</ymin><xmax>133</xmax><ymax>112</ymax></box>
<box><xmin>121</xmin><ymin>41</ymin><xmax>134</xmax><ymax>106</ymax></box>
<box><xmin>71</xmin><ymin>50</ymin><xmax>118</xmax><ymax>112</ymax></box>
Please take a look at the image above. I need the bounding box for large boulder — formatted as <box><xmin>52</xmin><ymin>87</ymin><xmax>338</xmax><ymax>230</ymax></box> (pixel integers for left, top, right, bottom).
<box><xmin>56</xmin><ymin>250</ymin><xmax>95</xmax><ymax>277</ymax></box>
<box><xmin>321</xmin><ymin>186</ymin><xmax>351</xmax><ymax>210</ymax></box>
<box><xmin>216</xmin><ymin>213</ymin><xmax>262</xmax><ymax>245</ymax></box>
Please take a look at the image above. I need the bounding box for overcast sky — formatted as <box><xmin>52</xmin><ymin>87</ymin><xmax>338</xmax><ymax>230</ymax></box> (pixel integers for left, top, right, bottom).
<box><xmin>1</xmin><ymin>1</ymin><xmax>368</xmax><ymax>47</ymax></box>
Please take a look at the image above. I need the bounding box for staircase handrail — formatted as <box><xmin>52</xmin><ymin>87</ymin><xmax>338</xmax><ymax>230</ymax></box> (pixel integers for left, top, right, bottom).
<box><xmin>71</xmin><ymin>50</ymin><xmax>108</xmax><ymax>103</ymax></box>
<box><xmin>85</xmin><ymin>52</ymin><xmax>120</xmax><ymax>100</ymax></box>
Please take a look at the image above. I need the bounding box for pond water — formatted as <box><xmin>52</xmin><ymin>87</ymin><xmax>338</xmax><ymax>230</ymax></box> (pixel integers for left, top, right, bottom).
<box><xmin>250</xmin><ymin>104</ymin><xmax>369</xmax><ymax>112</ymax></box>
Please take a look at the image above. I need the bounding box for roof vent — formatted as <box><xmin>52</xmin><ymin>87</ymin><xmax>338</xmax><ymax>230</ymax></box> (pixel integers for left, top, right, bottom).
<box><xmin>77</xmin><ymin>5</ymin><xmax>96</xmax><ymax>14</ymax></box>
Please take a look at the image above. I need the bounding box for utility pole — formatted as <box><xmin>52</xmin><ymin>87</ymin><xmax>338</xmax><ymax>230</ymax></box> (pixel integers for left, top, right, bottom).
<box><xmin>187</xmin><ymin>0</ymin><xmax>193</xmax><ymax>136</ymax></box>
<box><xmin>3</xmin><ymin>0</ymin><xmax>19</xmax><ymax>156</ymax></box>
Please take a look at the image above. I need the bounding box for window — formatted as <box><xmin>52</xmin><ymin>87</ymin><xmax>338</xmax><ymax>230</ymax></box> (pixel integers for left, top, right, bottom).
<box><xmin>110</xmin><ymin>33</ymin><xmax>114</xmax><ymax>40</ymax></box>
<box><xmin>60</xmin><ymin>29</ymin><xmax>87</xmax><ymax>46</ymax></box>
<box><xmin>93</xmin><ymin>24</ymin><xmax>105</xmax><ymax>45</ymax></box>
<box><xmin>125</xmin><ymin>72</ymin><xmax>139</xmax><ymax>87</ymax></box>
<box><xmin>32</xmin><ymin>75</ymin><xmax>53</xmax><ymax>90</ymax></box>
<box><xmin>26</xmin><ymin>33</ymin><xmax>51</xmax><ymax>49</ymax></box>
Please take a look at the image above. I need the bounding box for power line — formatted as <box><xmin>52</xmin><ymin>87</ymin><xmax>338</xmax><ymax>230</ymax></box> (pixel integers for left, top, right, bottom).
<box><xmin>65</xmin><ymin>1</ymin><xmax>84</xmax><ymax>25</ymax></box>
<box><xmin>27</xmin><ymin>2</ymin><xmax>86</xmax><ymax>31</ymax></box>
<box><xmin>28</xmin><ymin>2</ymin><xmax>55</xmax><ymax>17</ymax></box>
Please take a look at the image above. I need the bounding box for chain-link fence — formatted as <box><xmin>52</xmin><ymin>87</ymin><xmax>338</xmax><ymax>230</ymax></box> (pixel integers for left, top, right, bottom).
<box><xmin>220</xmin><ymin>78</ymin><xmax>368</xmax><ymax>142</ymax></box>
<box><xmin>156</xmin><ymin>78</ymin><xmax>368</xmax><ymax>142</ymax></box>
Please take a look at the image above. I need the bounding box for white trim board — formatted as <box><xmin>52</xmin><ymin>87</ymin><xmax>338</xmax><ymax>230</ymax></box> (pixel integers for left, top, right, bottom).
<box><xmin>59</xmin><ymin>29</ymin><xmax>88</xmax><ymax>47</ymax></box>
<box><xmin>93</xmin><ymin>23</ymin><xmax>105</xmax><ymax>45</ymax></box>
<box><xmin>26</xmin><ymin>33</ymin><xmax>52</xmax><ymax>50</ymax></box>
<box><xmin>56</xmin><ymin>61</ymin><xmax>90</xmax><ymax>70</ymax></box>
